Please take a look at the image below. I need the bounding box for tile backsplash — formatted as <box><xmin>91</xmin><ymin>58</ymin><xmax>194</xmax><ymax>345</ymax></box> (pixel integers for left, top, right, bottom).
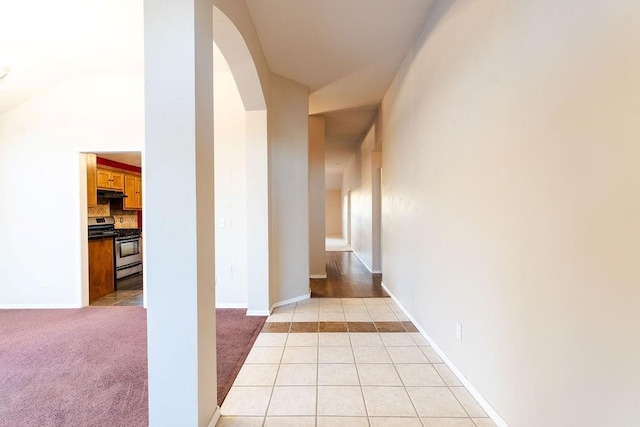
<box><xmin>88</xmin><ymin>200</ymin><xmax>110</xmax><ymax>217</ymax></box>
<box><xmin>112</xmin><ymin>211</ymin><xmax>139</xmax><ymax>229</ymax></box>
<box><xmin>88</xmin><ymin>199</ymin><xmax>139</xmax><ymax>229</ymax></box>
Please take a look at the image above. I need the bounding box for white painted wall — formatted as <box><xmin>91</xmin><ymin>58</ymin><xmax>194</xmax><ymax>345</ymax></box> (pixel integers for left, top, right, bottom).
<box><xmin>343</xmin><ymin>125</ymin><xmax>375</xmax><ymax>272</ymax></box>
<box><xmin>308</xmin><ymin>115</ymin><xmax>326</xmax><ymax>277</ymax></box>
<box><xmin>325</xmin><ymin>190</ymin><xmax>342</xmax><ymax>237</ymax></box>
<box><xmin>213</xmin><ymin>0</ymin><xmax>271</xmax><ymax>108</ymax></box>
<box><xmin>245</xmin><ymin>109</ymin><xmax>270</xmax><ymax>315</ymax></box>
<box><xmin>211</xmin><ymin>3</ymin><xmax>270</xmax><ymax>315</ymax></box>
<box><xmin>381</xmin><ymin>1</ymin><xmax>640</xmax><ymax>425</ymax></box>
<box><xmin>268</xmin><ymin>73</ymin><xmax>310</xmax><ymax>305</ymax></box>
<box><xmin>214</xmin><ymin>45</ymin><xmax>248</xmax><ymax>307</ymax></box>
<box><xmin>0</xmin><ymin>73</ymin><xmax>144</xmax><ymax>308</ymax></box>
<box><xmin>144</xmin><ymin>0</ymin><xmax>216</xmax><ymax>423</ymax></box>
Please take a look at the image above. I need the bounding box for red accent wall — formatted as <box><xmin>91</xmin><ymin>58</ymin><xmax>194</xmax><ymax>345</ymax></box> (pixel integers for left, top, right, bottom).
<box><xmin>97</xmin><ymin>157</ymin><xmax>143</xmax><ymax>230</ymax></box>
<box><xmin>96</xmin><ymin>157</ymin><xmax>141</xmax><ymax>173</ymax></box>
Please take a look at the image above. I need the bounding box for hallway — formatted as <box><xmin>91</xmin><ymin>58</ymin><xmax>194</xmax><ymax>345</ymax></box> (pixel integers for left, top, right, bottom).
<box><xmin>218</xmin><ymin>254</ymin><xmax>495</xmax><ymax>426</ymax></box>
<box><xmin>311</xmin><ymin>252</ymin><xmax>387</xmax><ymax>298</ymax></box>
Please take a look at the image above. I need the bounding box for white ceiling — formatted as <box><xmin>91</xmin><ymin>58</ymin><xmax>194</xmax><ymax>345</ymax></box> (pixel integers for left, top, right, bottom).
<box><xmin>246</xmin><ymin>0</ymin><xmax>435</xmax><ymax>174</ymax></box>
<box><xmin>0</xmin><ymin>0</ymin><xmax>143</xmax><ymax>114</ymax></box>
<box><xmin>1</xmin><ymin>0</ymin><xmax>434</xmax><ymax>179</ymax></box>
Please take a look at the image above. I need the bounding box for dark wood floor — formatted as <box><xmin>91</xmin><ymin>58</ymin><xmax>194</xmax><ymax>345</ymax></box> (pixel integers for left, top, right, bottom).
<box><xmin>311</xmin><ymin>251</ymin><xmax>387</xmax><ymax>298</ymax></box>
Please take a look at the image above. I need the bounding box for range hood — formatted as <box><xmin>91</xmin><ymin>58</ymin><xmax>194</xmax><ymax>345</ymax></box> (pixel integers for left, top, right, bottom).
<box><xmin>97</xmin><ymin>189</ymin><xmax>128</xmax><ymax>199</ymax></box>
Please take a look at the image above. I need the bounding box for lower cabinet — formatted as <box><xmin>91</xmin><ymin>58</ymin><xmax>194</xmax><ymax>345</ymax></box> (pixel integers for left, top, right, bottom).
<box><xmin>88</xmin><ymin>237</ymin><xmax>114</xmax><ymax>302</ymax></box>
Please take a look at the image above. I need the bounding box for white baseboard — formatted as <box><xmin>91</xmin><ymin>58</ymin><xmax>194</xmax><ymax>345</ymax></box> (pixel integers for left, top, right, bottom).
<box><xmin>246</xmin><ymin>310</ymin><xmax>270</xmax><ymax>316</ymax></box>
<box><xmin>269</xmin><ymin>293</ymin><xmax>310</xmax><ymax>313</ymax></box>
<box><xmin>0</xmin><ymin>303</ymin><xmax>81</xmax><ymax>309</ymax></box>
<box><xmin>352</xmin><ymin>250</ymin><xmax>374</xmax><ymax>273</ymax></box>
<box><xmin>372</xmin><ymin>270</ymin><xmax>382</xmax><ymax>274</ymax></box>
<box><xmin>215</xmin><ymin>303</ymin><xmax>247</xmax><ymax>309</ymax></box>
<box><xmin>381</xmin><ymin>282</ymin><xmax>508</xmax><ymax>427</ymax></box>
<box><xmin>207</xmin><ymin>406</ymin><xmax>221</xmax><ymax>427</ymax></box>
<box><xmin>310</xmin><ymin>274</ymin><xmax>327</xmax><ymax>279</ymax></box>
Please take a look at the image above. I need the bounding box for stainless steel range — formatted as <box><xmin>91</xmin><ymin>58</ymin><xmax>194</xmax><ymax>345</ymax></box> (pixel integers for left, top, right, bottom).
<box><xmin>88</xmin><ymin>216</ymin><xmax>117</xmax><ymax>239</ymax></box>
<box><xmin>115</xmin><ymin>228</ymin><xmax>143</xmax><ymax>280</ymax></box>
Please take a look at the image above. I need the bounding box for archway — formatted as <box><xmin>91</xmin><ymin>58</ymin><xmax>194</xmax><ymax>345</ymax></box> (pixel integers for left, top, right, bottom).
<box><xmin>144</xmin><ymin>2</ymin><xmax>270</xmax><ymax>425</ymax></box>
<box><xmin>212</xmin><ymin>6</ymin><xmax>269</xmax><ymax>315</ymax></box>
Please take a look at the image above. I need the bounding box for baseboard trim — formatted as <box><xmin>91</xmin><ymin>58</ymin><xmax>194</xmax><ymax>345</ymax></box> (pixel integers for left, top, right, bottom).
<box><xmin>207</xmin><ymin>406</ymin><xmax>221</xmax><ymax>427</ymax></box>
<box><xmin>310</xmin><ymin>274</ymin><xmax>327</xmax><ymax>279</ymax></box>
<box><xmin>0</xmin><ymin>303</ymin><xmax>81</xmax><ymax>309</ymax></box>
<box><xmin>246</xmin><ymin>310</ymin><xmax>270</xmax><ymax>316</ymax></box>
<box><xmin>215</xmin><ymin>303</ymin><xmax>247</xmax><ymax>309</ymax></box>
<box><xmin>381</xmin><ymin>282</ymin><xmax>508</xmax><ymax>427</ymax></box>
<box><xmin>352</xmin><ymin>250</ymin><xmax>374</xmax><ymax>273</ymax></box>
<box><xmin>269</xmin><ymin>293</ymin><xmax>310</xmax><ymax>313</ymax></box>
<box><xmin>372</xmin><ymin>270</ymin><xmax>382</xmax><ymax>274</ymax></box>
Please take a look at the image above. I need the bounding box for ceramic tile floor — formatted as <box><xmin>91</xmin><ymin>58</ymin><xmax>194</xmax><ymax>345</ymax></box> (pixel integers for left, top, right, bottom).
<box><xmin>218</xmin><ymin>298</ymin><xmax>496</xmax><ymax>427</ymax></box>
<box><xmin>90</xmin><ymin>289</ymin><xmax>143</xmax><ymax>306</ymax></box>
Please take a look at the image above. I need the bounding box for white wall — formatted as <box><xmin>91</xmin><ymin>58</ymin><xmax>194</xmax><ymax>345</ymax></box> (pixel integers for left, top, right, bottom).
<box><xmin>343</xmin><ymin>125</ymin><xmax>375</xmax><ymax>272</ymax></box>
<box><xmin>213</xmin><ymin>0</ymin><xmax>271</xmax><ymax>108</ymax></box>
<box><xmin>144</xmin><ymin>0</ymin><xmax>216</xmax><ymax>422</ymax></box>
<box><xmin>0</xmin><ymin>74</ymin><xmax>144</xmax><ymax>308</ymax></box>
<box><xmin>214</xmin><ymin>45</ymin><xmax>248</xmax><ymax>307</ymax></box>
<box><xmin>325</xmin><ymin>190</ymin><xmax>342</xmax><ymax>237</ymax></box>
<box><xmin>381</xmin><ymin>1</ymin><xmax>640</xmax><ymax>425</ymax></box>
<box><xmin>308</xmin><ymin>115</ymin><xmax>326</xmax><ymax>277</ymax></box>
<box><xmin>268</xmin><ymin>73</ymin><xmax>310</xmax><ymax>305</ymax></box>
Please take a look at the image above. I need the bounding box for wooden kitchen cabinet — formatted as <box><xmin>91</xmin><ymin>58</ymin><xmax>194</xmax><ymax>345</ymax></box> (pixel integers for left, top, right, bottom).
<box><xmin>124</xmin><ymin>174</ymin><xmax>142</xmax><ymax>210</ymax></box>
<box><xmin>88</xmin><ymin>237</ymin><xmax>114</xmax><ymax>302</ymax></box>
<box><xmin>86</xmin><ymin>154</ymin><xmax>97</xmax><ymax>208</ymax></box>
<box><xmin>97</xmin><ymin>168</ymin><xmax>125</xmax><ymax>191</ymax></box>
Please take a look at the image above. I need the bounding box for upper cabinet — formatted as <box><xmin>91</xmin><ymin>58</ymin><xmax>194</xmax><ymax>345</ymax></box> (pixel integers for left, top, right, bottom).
<box><xmin>87</xmin><ymin>154</ymin><xmax>98</xmax><ymax>208</ymax></box>
<box><xmin>124</xmin><ymin>174</ymin><xmax>143</xmax><ymax>210</ymax></box>
<box><xmin>97</xmin><ymin>168</ymin><xmax>125</xmax><ymax>191</ymax></box>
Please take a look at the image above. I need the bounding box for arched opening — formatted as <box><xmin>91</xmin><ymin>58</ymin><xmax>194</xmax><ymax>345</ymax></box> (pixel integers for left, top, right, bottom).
<box><xmin>145</xmin><ymin>3</ymin><xmax>270</xmax><ymax>424</ymax></box>
<box><xmin>213</xmin><ymin>6</ymin><xmax>269</xmax><ymax>316</ymax></box>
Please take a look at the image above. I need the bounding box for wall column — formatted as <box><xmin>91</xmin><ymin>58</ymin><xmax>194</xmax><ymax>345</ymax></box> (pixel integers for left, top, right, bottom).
<box><xmin>246</xmin><ymin>110</ymin><xmax>270</xmax><ymax>314</ymax></box>
<box><xmin>144</xmin><ymin>0</ymin><xmax>217</xmax><ymax>425</ymax></box>
<box><xmin>309</xmin><ymin>115</ymin><xmax>326</xmax><ymax>278</ymax></box>
<box><xmin>268</xmin><ymin>74</ymin><xmax>310</xmax><ymax>304</ymax></box>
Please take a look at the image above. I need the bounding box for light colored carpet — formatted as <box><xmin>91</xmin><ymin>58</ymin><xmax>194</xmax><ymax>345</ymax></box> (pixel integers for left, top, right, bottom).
<box><xmin>326</xmin><ymin>237</ymin><xmax>352</xmax><ymax>252</ymax></box>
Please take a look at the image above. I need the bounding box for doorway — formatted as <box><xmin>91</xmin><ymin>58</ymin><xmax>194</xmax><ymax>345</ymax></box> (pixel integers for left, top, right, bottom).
<box><xmin>346</xmin><ymin>188</ymin><xmax>352</xmax><ymax>245</ymax></box>
<box><xmin>81</xmin><ymin>151</ymin><xmax>144</xmax><ymax>308</ymax></box>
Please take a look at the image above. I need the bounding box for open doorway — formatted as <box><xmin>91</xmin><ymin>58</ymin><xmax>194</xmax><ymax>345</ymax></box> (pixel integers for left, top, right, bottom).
<box><xmin>347</xmin><ymin>188</ymin><xmax>352</xmax><ymax>246</ymax></box>
<box><xmin>81</xmin><ymin>151</ymin><xmax>144</xmax><ymax>308</ymax></box>
<box><xmin>325</xmin><ymin>180</ymin><xmax>350</xmax><ymax>252</ymax></box>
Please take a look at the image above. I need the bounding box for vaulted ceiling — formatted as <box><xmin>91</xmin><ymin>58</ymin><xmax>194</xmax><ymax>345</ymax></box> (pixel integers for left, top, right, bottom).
<box><xmin>0</xmin><ymin>0</ymin><xmax>143</xmax><ymax>114</ymax></box>
<box><xmin>1</xmin><ymin>0</ymin><xmax>435</xmax><ymax>181</ymax></box>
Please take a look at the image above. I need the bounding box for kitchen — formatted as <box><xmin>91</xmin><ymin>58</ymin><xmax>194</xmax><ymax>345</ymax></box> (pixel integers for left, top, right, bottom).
<box><xmin>86</xmin><ymin>152</ymin><xmax>144</xmax><ymax>306</ymax></box>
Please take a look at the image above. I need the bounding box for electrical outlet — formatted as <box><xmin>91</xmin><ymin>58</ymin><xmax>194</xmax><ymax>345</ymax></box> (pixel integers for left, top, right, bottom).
<box><xmin>218</xmin><ymin>218</ymin><xmax>225</xmax><ymax>228</ymax></box>
<box><xmin>42</xmin><ymin>281</ymin><xmax>49</xmax><ymax>289</ymax></box>
<box><xmin>456</xmin><ymin>323</ymin><xmax>463</xmax><ymax>342</ymax></box>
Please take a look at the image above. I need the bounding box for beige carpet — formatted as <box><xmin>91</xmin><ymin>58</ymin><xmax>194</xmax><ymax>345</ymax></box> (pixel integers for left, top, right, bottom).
<box><xmin>325</xmin><ymin>237</ymin><xmax>352</xmax><ymax>252</ymax></box>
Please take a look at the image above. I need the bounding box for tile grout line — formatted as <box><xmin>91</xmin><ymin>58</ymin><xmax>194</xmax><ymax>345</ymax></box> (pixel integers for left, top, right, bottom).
<box><xmin>261</xmin><ymin>319</ymin><xmax>290</xmax><ymax>426</ymax></box>
<box><xmin>382</xmin><ymin>335</ymin><xmax>424</xmax><ymax>424</ymax></box>
<box><xmin>349</xmin><ymin>314</ymin><xmax>372</xmax><ymax>427</ymax></box>
<box><xmin>315</xmin><ymin>321</ymin><xmax>319</xmax><ymax>427</ymax></box>
<box><xmin>427</xmin><ymin>347</ymin><xmax>475</xmax><ymax>423</ymax></box>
